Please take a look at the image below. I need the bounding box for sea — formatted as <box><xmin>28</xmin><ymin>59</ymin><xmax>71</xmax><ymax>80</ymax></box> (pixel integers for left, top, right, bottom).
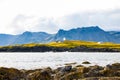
<box><xmin>0</xmin><ymin>52</ymin><xmax>119</xmax><ymax>69</ymax></box>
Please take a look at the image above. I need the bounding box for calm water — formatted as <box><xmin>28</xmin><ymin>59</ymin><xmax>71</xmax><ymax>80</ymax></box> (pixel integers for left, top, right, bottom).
<box><xmin>0</xmin><ymin>52</ymin><xmax>120</xmax><ymax>69</ymax></box>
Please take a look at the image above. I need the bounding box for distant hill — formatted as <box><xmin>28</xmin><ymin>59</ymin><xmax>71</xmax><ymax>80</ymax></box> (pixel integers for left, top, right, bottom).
<box><xmin>0</xmin><ymin>34</ymin><xmax>16</xmax><ymax>46</ymax></box>
<box><xmin>0</xmin><ymin>26</ymin><xmax>120</xmax><ymax>46</ymax></box>
<box><xmin>0</xmin><ymin>32</ymin><xmax>54</xmax><ymax>46</ymax></box>
<box><xmin>107</xmin><ymin>31</ymin><xmax>120</xmax><ymax>40</ymax></box>
<box><xmin>54</xmin><ymin>26</ymin><xmax>120</xmax><ymax>43</ymax></box>
<box><xmin>11</xmin><ymin>31</ymin><xmax>53</xmax><ymax>44</ymax></box>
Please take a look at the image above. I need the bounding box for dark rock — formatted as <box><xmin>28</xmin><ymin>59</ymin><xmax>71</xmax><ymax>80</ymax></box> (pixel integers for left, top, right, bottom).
<box><xmin>64</xmin><ymin>62</ymin><xmax>77</xmax><ymax>66</ymax></box>
<box><xmin>82</xmin><ymin>61</ymin><xmax>91</xmax><ymax>64</ymax></box>
<box><xmin>62</xmin><ymin>66</ymin><xmax>72</xmax><ymax>72</ymax></box>
<box><xmin>111</xmin><ymin>63</ymin><xmax>120</xmax><ymax>70</ymax></box>
<box><xmin>26</xmin><ymin>69</ymin><xmax>52</xmax><ymax>80</ymax></box>
<box><xmin>75</xmin><ymin>65</ymin><xmax>84</xmax><ymax>67</ymax></box>
<box><xmin>0</xmin><ymin>63</ymin><xmax>120</xmax><ymax>80</ymax></box>
<box><xmin>85</xmin><ymin>65</ymin><xmax>103</xmax><ymax>77</ymax></box>
<box><xmin>0</xmin><ymin>67</ymin><xmax>23</xmax><ymax>80</ymax></box>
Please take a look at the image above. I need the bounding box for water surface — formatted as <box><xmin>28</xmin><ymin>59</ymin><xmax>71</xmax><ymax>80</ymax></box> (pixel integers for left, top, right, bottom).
<box><xmin>0</xmin><ymin>52</ymin><xmax>119</xmax><ymax>69</ymax></box>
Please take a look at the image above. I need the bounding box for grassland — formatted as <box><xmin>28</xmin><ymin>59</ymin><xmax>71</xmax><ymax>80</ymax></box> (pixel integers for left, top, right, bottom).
<box><xmin>0</xmin><ymin>40</ymin><xmax>120</xmax><ymax>52</ymax></box>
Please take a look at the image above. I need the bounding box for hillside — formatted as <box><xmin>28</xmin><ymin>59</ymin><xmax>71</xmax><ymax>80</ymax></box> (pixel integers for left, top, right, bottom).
<box><xmin>54</xmin><ymin>26</ymin><xmax>119</xmax><ymax>43</ymax></box>
<box><xmin>0</xmin><ymin>26</ymin><xmax>120</xmax><ymax>46</ymax></box>
<box><xmin>0</xmin><ymin>40</ymin><xmax>120</xmax><ymax>52</ymax></box>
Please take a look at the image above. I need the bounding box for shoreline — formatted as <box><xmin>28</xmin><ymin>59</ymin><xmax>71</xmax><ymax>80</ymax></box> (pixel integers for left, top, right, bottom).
<box><xmin>0</xmin><ymin>40</ymin><xmax>120</xmax><ymax>52</ymax></box>
<box><xmin>0</xmin><ymin>46</ymin><xmax>120</xmax><ymax>52</ymax></box>
<box><xmin>0</xmin><ymin>62</ymin><xmax>120</xmax><ymax>80</ymax></box>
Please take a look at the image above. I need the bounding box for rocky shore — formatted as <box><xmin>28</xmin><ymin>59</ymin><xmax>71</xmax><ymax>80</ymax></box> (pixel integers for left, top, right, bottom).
<box><xmin>0</xmin><ymin>45</ymin><xmax>119</xmax><ymax>52</ymax></box>
<box><xmin>0</xmin><ymin>62</ymin><xmax>120</xmax><ymax>80</ymax></box>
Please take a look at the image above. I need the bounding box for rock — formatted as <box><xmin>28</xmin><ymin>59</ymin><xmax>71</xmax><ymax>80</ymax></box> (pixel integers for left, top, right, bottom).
<box><xmin>64</xmin><ymin>62</ymin><xmax>77</xmax><ymax>66</ymax></box>
<box><xmin>0</xmin><ymin>67</ymin><xmax>23</xmax><ymax>80</ymax></box>
<box><xmin>56</xmin><ymin>65</ymin><xmax>72</xmax><ymax>73</ymax></box>
<box><xmin>77</xmin><ymin>67</ymin><xmax>90</xmax><ymax>73</ymax></box>
<box><xmin>89</xmin><ymin>65</ymin><xmax>103</xmax><ymax>71</ymax></box>
<box><xmin>75</xmin><ymin>65</ymin><xmax>84</xmax><ymax>67</ymax></box>
<box><xmin>82</xmin><ymin>61</ymin><xmax>91</xmax><ymax>64</ymax></box>
<box><xmin>0</xmin><ymin>63</ymin><xmax>120</xmax><ymax>80</ymax></box>
<box><xmin>53</xmin><ymin>65</ymin><xmax>72</xmax><ymax>79</ymax></box>
<box><xmin>85</xmin><ymin>65</ymin><xmax>103</xmax><ymax>77</ymax></box>
<box><xmin>104</xmin><ymin>64</ymin><xmax>112</xmax><ymax>70</ymax></box>
<box><xmin>26</xmin><ymin>69</ymin><xmax>52</xmax><ymax>80</ymax></box>
<box><xmin>99</xmin><ymin>69</ymin><xmax>114</xmax><ymax>77</ymax></box>
<box><xmin>60</xmin><ymin>66</ymin><xmax>90</xmax><ymax>80</ymax></box>
<box><xmin>65</xmin><ymin>65</ymin><xmax>72</xmax><ymax>71</ymax></box>
<box><xmin>111</xmin><ymin>63</ymin><xmax>120</xmax><ymax>70</ymax></box>
<box><xmin>23</xmin><ymin>68</ymin><xmax>42</xmax><ymax>78</ymax></box>
<box><xmin>54</xmin><ymin>67</ymin><xmax>63</xmax><ymax>72</ymax></box>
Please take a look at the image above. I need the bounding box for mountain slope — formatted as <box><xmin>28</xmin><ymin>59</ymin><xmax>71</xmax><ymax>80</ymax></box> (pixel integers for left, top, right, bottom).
<box><xmin>11</xmin><ymin>31</ymin><xmax>53</xmax><ymax>44</ymax></box>
<box><xmin>54</xmin><ymin>26</ymin><xmax>120</xmax><ymax>43</ymax></box>
<box><xmin>0</xmin><ymin>26</ymin><xmax>120</xmax><ymax>46</ymax></box>
<box><xmin>0</xmin><ymin>34</ymin><xmax>16</xmax><ymax>46</ymax></box>
<box><xmin>108</xmin><ymin>31</ymin><xmax>120</xmax><ymax>40</ymax></box>
<box><xmin>0</xmin><ymin>32</ymin><xmax>53</xmax><ymax>46</ymax></box>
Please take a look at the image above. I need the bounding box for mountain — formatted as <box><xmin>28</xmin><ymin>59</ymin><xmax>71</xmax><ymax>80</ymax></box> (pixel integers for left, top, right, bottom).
<box><xmin>0</xmin><ymin>26</ymin><xmax>120</xmax><ymax>46</ymax></box>
<box><xmin>0</xmin><ymin>34</ymin><xmax>16</xmax><ymax>46</ymax></box>
<box><xmin>11</xmin><ymin>31</ymin><xmax>53</xmax><ymax>44</ymax></box>
<box><xmin>0</xmin><ymin>32</ymin><xmax>53</xmax><ymax>46</ymax></box>
<box><xmin>107</xmin><ymin>31</ymin><xmax>120</xmax><ymax>40</ymax></box>
<box><xmin>54</xmin><ymin>26</ymin><xmax>120</xmax><ymax>43</ymax></box>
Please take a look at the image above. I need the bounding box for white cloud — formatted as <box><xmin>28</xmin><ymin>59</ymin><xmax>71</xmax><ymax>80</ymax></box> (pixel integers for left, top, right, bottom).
<box><xmin>55</xmin><ymin>9</ymin><xmax>120</xmax><ymax>31</ymax></box>
<box><xmin>28</xmin><ymin>18</ymin><xmax>59</xmax><ymax>34</ymax></box>
<box><xmin>8</xmin><ymin>15</ymin><xmax>58</xmax><ymax>34</ymax></box>
<box><xmin>0</xmin><ymin>0</ymin><xmax>120</xmax><ymax>34</ymax></box>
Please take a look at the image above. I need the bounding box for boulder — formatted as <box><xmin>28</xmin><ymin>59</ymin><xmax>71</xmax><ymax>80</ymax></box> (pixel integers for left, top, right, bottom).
<box><xmin>0</xmin><ymin>67</ymin><xmax>23</xmax><ymax>80</ymax></box>
<box><xmin>111</xmin><ymin>63</ymin><xmax>120</xmax><ymax>70</ymax></box>
<box><xmin>82</xmin><ymin>61</ymin><xmax>91</xmax><ymax>64</ymax></box>
<box><xmin>26</xmin><ymin>69</ymin><xmax>52</xmax><ymax>80</ymax></box>
<box><xmin>85</xmin><ymin>65</ymin><xmax>103</xmax><ymax>77</ymax></box>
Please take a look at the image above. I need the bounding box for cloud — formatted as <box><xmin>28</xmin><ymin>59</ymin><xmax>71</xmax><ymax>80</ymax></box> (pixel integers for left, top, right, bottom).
<box><xmin>0</xmin><ymin>0</ymin><xmax>120</xmax><ymax>34</ymax></box>
<box><xmin>9</xmin><ymin>15</ymin><xmax>58</xmax><ymax>34</ymax></box>
<box><xmin>1</xmin><ymin>9</ymin><xmax>120</xmax><ymax>34</ymax></box>
<box><xmin>31</xmin><ymin>18</ymin><xmax>59</xmax><ymax>33</ymax></box>
<box><xmin>55</xmin><ymin>9</ymin><xmax>120</xmax><ymax>31</ymax></box>
<box><xmin>8</xmin><ymin>15</ymin><xmax>35</xmax><ymax>34</ymax></box>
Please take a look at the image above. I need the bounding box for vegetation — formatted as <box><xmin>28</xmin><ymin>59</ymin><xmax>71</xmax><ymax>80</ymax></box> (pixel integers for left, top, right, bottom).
<box><xmin>0</xmin><ymin>40</ymin><xmax>120</xmax><ymax>52</ymax></box>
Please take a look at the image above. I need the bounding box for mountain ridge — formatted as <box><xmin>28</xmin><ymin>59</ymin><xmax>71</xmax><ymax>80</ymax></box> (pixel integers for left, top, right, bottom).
<box><xmin>0</xmin><ymin>26</ymin><xmax>120</xmax><ymax>46</ymax></box>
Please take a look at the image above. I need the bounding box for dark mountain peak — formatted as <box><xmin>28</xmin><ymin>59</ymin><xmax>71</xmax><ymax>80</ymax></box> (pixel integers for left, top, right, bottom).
<box><xmin>21</xmin><ymin>31</ymin><xmax>33</xmax><ymax>37</ymax></box>
<box><xmin>57</xmin><ymin>26</ymin><xmax>103</xmax><ymax>34</ymax></box>
<box><xmin>57</xmin><ymin>29</ymin><xmax>66</xmax><ymax>35</ymax></box>
<box><xmin>54</xmin><ymin>26</ymin><xmax>120</xmax><ymax>43</ymax></box>
<box><xmin>23</xmin><ymin>31</ymin><xmax>31</xmax><ymax>34</ymax></box>
<box><xmin>58</xmin><ymin>29</ymin><xmax>65</xmax><ymax>32</ymax></box>
<box><xmin>81</xmin><ymin>26</ymin><xmax>102</xmax><ymax>31</ymax></box>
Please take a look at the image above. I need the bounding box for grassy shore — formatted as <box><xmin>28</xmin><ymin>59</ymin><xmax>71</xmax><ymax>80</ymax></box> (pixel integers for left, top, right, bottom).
<box><xmin>0</xmin><ymin>40</ymin><xmax>120</xmax><ymax>52</ymax></box>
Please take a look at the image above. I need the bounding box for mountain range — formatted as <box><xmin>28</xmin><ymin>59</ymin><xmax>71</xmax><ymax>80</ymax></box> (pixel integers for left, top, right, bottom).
<box><xmin>0</xmin><ymin>26</ymin><xmax>120</xmax><ymax>46</ymax></box>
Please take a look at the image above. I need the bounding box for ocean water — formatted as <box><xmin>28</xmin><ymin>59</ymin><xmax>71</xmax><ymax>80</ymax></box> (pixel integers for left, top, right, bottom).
<box><xmin>0</xmin><ymin>52</ymin><xmax>119</xmax><ymax>69</ymax></box>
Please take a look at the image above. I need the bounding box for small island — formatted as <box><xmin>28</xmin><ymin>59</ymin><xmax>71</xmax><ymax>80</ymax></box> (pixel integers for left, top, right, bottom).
<box><xmin>0</xmin><ymin>40</ymin><xmax>120</xmax><ymax>52</ymax></box>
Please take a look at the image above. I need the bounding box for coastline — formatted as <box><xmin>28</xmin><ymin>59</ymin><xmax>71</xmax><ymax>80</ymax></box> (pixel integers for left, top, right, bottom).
<box><xmin>0</xmin><ymin>46</ymin><xmax>120</xmax><ymax>52</ymax></box>
<box><xmin>0</xmin><ymin>40</ymin><xmax>120</xmax><ymax>52</ymax></box>
<box><xmin>0</xmin><ymin>62</ymin><xmax>120</xmax><ymax>80</ymax></box>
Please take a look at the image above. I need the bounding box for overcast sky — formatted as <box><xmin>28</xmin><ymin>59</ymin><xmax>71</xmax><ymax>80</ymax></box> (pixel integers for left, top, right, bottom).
<box><xmin>0</xmin><ymin>0</ymin><xmax>120</xmax><ymax>34</ymax></box>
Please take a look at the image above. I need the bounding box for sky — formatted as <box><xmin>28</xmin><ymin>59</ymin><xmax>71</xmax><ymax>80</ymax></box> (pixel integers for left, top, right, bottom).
<box><xmin>0</xmin><ymin>0</ymin><xmax>120</xmax><ymax>34</ymax></box>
